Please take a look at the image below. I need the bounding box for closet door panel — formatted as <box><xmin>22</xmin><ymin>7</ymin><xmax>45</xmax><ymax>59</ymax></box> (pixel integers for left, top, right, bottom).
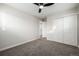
<box><xmin>47</xmin><ymin>18</ymin><xmax>64</xmax><ymax>43</ymax></box>
<box><xmin>64</xmin><ymin>15</ymin><xmax>77</xmax><ymax>46</ymax></box>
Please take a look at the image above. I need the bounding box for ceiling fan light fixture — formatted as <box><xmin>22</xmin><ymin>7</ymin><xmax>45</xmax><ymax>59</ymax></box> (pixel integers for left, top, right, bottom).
<box><xmin>33</xmin><ymin>3</ymin><xmax>55</xmax><ymax>13</ymax></box>
<box><xmin>39</xmin><ymin>5</ymin><xmax>43</xmax><ymax>9</ymax></box>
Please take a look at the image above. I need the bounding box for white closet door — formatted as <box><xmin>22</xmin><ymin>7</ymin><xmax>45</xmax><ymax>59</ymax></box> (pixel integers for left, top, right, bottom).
<box><xmin>64</xmin><ymin>15</ymin><xmax>77</xmax><ymax>46</ymax></box>
<box><xmin>47</xmin><ymin>18</ymin><xmax>64</xmax><ymax>43</ymax></box>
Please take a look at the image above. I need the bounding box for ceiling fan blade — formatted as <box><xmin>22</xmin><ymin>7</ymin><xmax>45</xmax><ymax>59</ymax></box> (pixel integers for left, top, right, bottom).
<box><xmin>39</xmin><ymin>8</ymin><xmax>42</xmax><ymax>13</ymax></box>
<box><xmin>44</xmin><ymin>3</ymin><xmax>54</xmax><ymax>7</ymax></box>
<box><xmin>34</xmin><ymin>3</ymin><xmax>39</xmax><ymax>6</ymax></box>
<box><xmin>40</xmin><ymin>3</ymin><xmax>43</xmax><ymax>5</ymax></box>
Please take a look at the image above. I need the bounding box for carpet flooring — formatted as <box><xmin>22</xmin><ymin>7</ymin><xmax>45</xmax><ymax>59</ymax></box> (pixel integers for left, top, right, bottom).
<box><xmin>0</xmin><ymin>38</ymin><xmax>79</xmax><ymax>56</ymax></box>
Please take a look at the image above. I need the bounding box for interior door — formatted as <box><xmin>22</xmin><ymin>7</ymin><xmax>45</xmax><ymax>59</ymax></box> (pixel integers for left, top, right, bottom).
<box><xmin>47</xmin><ymin>18</ymin><xmax>64</xmax><ymax>43</ymax></box>
<box><xmin>64</xmin><ymin>15</ymin><xmax>77</xmax><ymax>46</ymax></box>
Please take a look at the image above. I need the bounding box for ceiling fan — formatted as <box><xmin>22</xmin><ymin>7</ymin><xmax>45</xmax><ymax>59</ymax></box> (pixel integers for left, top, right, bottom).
<box><xmin>33</xmin><ymin>3</ymin><xmax>55</xmax><ymax>13</ymax></box>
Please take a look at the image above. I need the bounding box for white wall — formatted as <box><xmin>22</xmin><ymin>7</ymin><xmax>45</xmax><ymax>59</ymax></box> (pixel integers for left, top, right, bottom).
<box><xmin>0</xmin><ymin>4</ymin><xmax>40</xmax><ymax>51</ymax></box>
<box><xmin>77</xmin><ymin>14</ymin><xmax>79</xmax><ymax>47</ymax></box>
<box><xmin>76</xmin><ymin>7</ymin><xmax>79</xmax><ymax>47</ymax></box>
<box><xmin>42</xmin><ymin>22</ymin><xmax>47</xmax><ymax>37</ymax></box>
<box><xmin>47</xmin><ymin>14</ymin><xmax>77</xmax><ymax>46</ymax></box>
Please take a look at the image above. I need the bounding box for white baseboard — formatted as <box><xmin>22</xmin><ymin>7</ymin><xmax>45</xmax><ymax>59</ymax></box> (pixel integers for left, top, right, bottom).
<box><xmin>47</xmin><ymin>39</ymin><xmax>78</xmax><ymax>47</ymax></box>
<box><xmin>0</xmin><ymin>38</ymin><xmax>38</xmax><ymax>52</ymax></box>
<box><xmin>77</xmin><ymin>46</ymin><xmax>79</xmax><ymax>48</ymax></box>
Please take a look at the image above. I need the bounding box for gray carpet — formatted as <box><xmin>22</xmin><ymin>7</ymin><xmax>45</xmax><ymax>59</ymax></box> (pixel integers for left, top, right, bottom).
<box><xmin>0</xmin><ymin>38</ymin><xmax>79</xmax><ymax>56</ymax></box>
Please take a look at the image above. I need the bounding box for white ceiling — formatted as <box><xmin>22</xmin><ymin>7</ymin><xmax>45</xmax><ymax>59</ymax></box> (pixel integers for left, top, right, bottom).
<box><xmin>5</xmin><ymin>3</ymin><xmax>79</xmax><ymax>19</ymax></box>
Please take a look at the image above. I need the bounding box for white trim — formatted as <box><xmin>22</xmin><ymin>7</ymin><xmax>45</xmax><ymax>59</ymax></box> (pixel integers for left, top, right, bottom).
<box><xmin>0</xmin><ymin>38</ymin><xmax>38</xmax><ymax>52</ymax></box>
<box><xmin>47</xmin><ymin>39</ymin><xmax>79</xmax><ymax>48</ymax></box>
<box><xmin>78</xmin><ymin>46</ymin><xmax>79</xmax><ymax>48</ymax></box>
